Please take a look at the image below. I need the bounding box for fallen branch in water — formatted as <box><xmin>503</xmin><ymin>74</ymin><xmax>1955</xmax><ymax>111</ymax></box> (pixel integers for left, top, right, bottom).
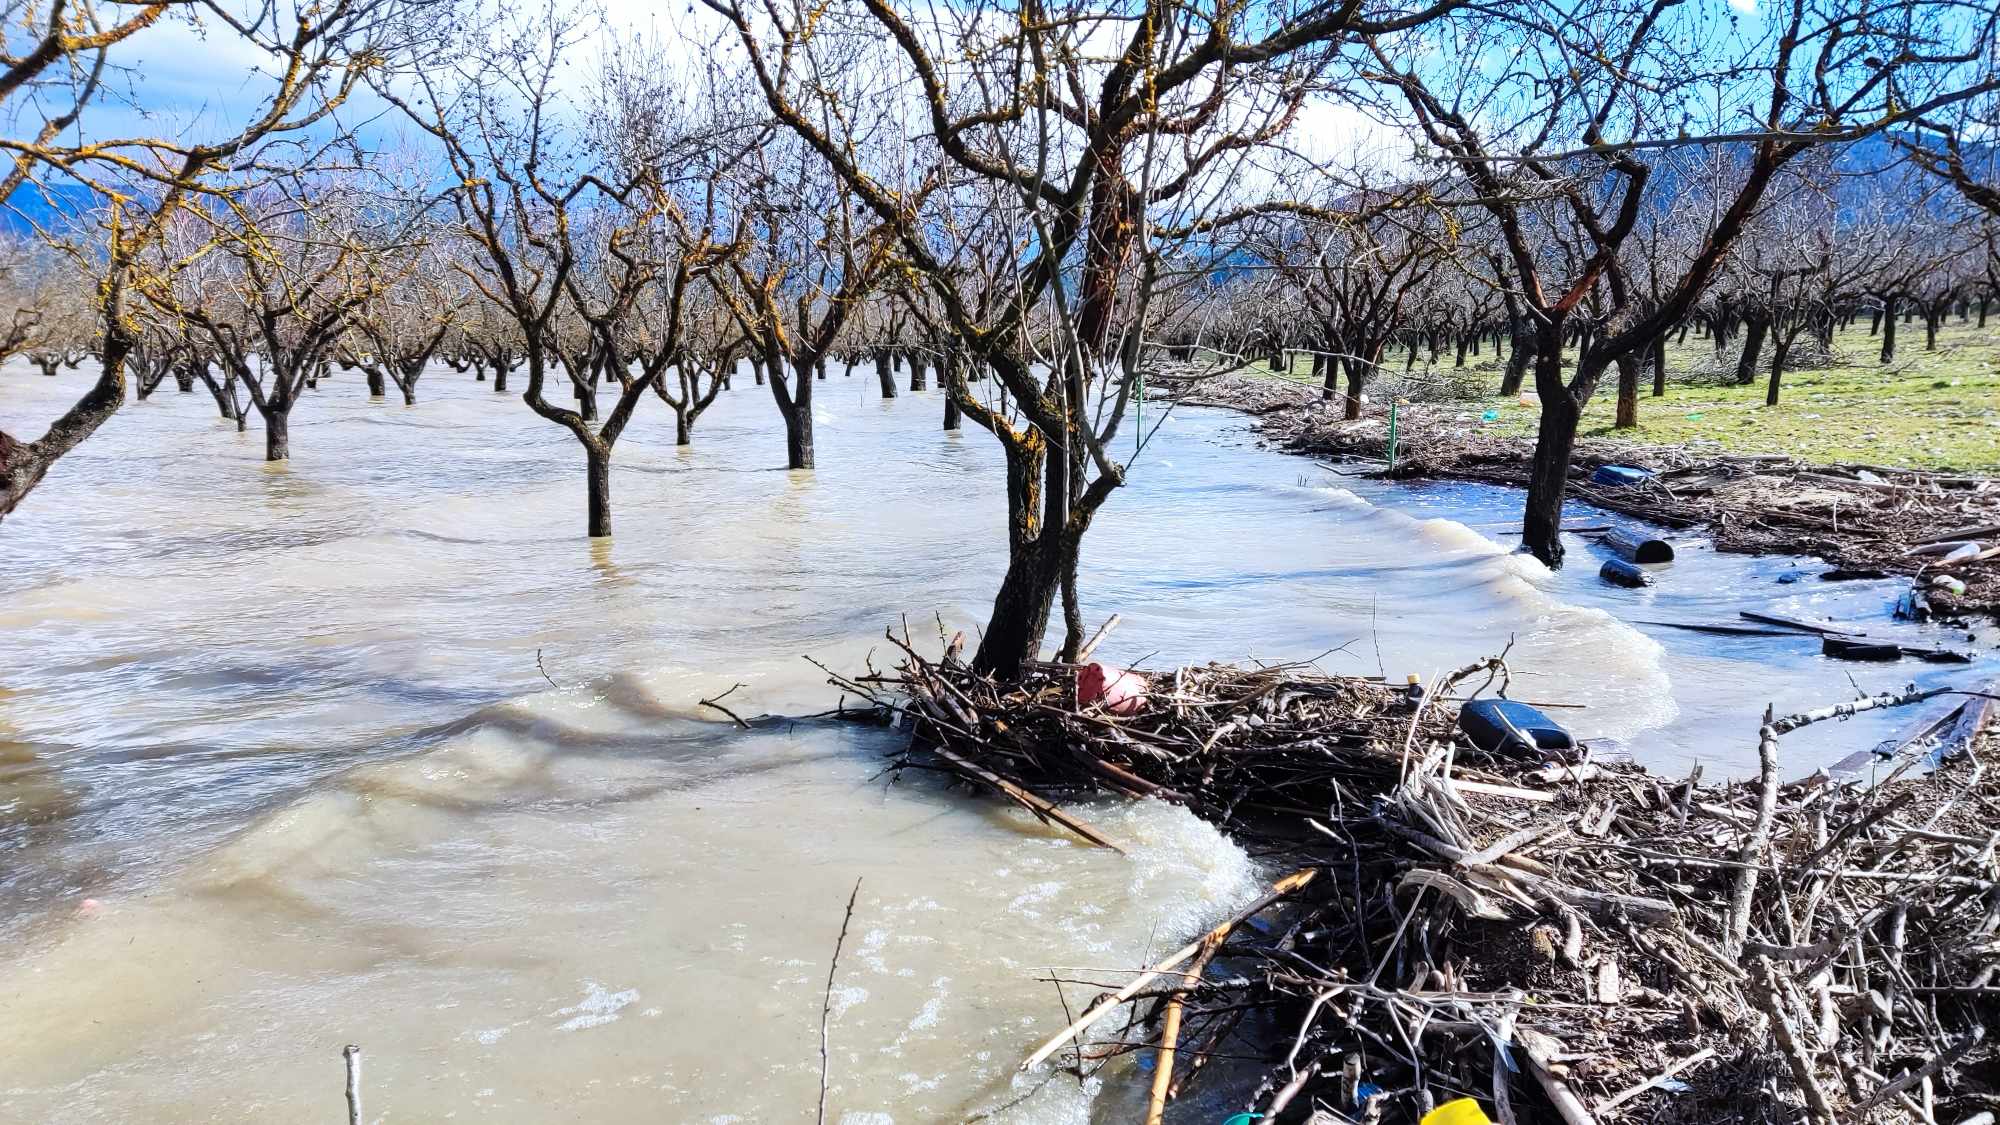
<box><xmin>698</xmin><ymin>682</ymin><xmax>751</xmax><ymax>729</ymax></box>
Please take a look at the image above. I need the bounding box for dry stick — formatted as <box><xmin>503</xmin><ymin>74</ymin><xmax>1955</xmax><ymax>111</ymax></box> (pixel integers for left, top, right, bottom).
<box><xmin>1143</xmin><ymin>929</ymin><xmax>1225</xmax><ymax>1125</ymax></box>
<box><xmin>1595</xmin><ymin>1047</ymin><xmax>1717</xmax><ymax>1115</ymax></box>
<box><xmin>698</xmin><ymin>682</ymin><xmax>752</xmax><ymax>729</ymax></box>
<box><xmin>818</xmin><ymin>878</ymin><xmax>862</xmax><ymax>1125</ymax></box>
<box><xmin>1751</xmin><ymin>958</ymin><xmax>1840</xmax><ymax>1125</ymax></box>
<box><xmin>1852</xmin><ymin>1026</ymin><xmax>1987</xmax><ymax>1115</ymax></box>
<box><xmin>342</xmin><ymin>1044</ymin><xmax>362</xmax><ymax>1125</ymax></box>
<box><xmin>1518</xmin><ymin>1028</ymin><xmax>1600</xmax><ymax>1125</ymax></box>
<box><xmin>1769</xmin><ymin>684</ymin><xmax>1950</xmax><ymax>734</ymax></box>
<box><xmin>1074</xmin><ymin>614</ymin><xmax>1122</xmax><ymax>664</ymax></box>
<box><xmin>534</xmin><ymin>648</ymin><xmax>558</xmax><ymax>691</ymax></box>
<box><xmin>1727</xmin><ymin>707</ymin><xmax>1781</xmax><ymax>957</ymax></box>
<box><xmin>1021</xmin><ymin>868</ymin><xmax>1319</xmax><ymax>1071</ymax></box>
<box><xmin>931</xmin><ymin>745</ymin><xmax>1126</xmax><ymax>854</ymax></box>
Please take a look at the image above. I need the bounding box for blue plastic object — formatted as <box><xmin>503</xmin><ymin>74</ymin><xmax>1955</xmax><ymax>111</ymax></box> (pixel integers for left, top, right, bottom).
<box><xmin>1459</xmin><ymin>698</ymin><xmax>1576</xmax><ymax>759</ymax></box>
<box><xmin>1591</xmin><ymin>464</ymin><xmax>1653</xmax><ymax>487</ymax></box>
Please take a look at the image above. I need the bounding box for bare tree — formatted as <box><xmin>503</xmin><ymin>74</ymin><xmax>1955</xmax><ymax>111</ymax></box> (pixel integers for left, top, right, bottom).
<box><xmin>707</xmin><ymin>0</ymin><xmax>1463</xmax><ymax>676</ymax></box>
<box><xmin>143</xmin><ymin>175</ymin><xmax>420</xmax><ymax>461</ymax></box>
<box><xmin>1356</xmin><ymin>0</ymin><xmax>1998</xmax><ymax>564</ymax></box>
<box><xmin>382</xmin><ymin>9</ymin><xmax>724</xmax><ymax>535</ymax></box>
<box><xmin>0</xmin><ymin>0</ymin><xmax>443</xmax><ymax>520</ymax></box>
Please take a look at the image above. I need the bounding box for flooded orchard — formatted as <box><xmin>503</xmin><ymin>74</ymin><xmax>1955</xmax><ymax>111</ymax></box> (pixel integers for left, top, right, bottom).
<box><xmin>1</xmin><ymin>363</ymin><xmax>1989</xmax><ymax>1122</ymax></box>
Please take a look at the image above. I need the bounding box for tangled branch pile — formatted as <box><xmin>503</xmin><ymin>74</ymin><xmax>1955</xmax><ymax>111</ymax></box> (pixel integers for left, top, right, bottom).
<box><xmin>829</xmin><ymin>635</ymin><xmax>1999</xmax><ymax>1124</ymax></box>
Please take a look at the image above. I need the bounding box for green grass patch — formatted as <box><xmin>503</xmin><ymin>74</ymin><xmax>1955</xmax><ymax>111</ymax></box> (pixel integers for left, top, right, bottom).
<box><xmin>1239</xmin><ymin>320</ymin><xmax>2000</xmax><ymax>471</ymax></box>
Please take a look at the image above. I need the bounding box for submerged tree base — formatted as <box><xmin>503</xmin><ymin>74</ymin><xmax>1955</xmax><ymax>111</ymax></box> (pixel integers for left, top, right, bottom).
<box><xmin>1147</xmin><ymin>366</ymin><xmax>2000</xmax><ymax>620</ymax></box>
<box><xmin>827</xmin><ymin>631</ymin><xmax>1999</xmax><ymax>1124</ymax></box>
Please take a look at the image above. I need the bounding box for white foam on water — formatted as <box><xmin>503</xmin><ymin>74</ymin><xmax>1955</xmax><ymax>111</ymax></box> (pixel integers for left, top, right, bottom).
<box><xmin>552</xmin><ymin>982</ymin><xmax>640</xmax><ymax>1032</ymax></box>
<box><xmin>1312</xmin><ymin>486</ymin><xmax>1679</xmax><ymax>744</ymax></box>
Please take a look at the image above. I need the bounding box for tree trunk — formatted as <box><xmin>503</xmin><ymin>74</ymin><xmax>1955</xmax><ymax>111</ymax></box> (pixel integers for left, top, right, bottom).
<box><xmin>1454</xmin><ymin>335</ymin><xmax>1467</xmax><ymax>367</ymax></box>
<box><xmin>910</xmin><ymin>353</ymin><xmax>928</xmax><ymax>392</ymax></box>
<box><xmin>674</xmin><ymin>411</ymin><xmax>691</xmax><ymax>446</ymax></box>
<box><xmin>1767</xmin><ymin>339</ymin><xmax>1788</xmax><ymax>406</ymax></box>
<box><xmin>1520</xmin><ymin>392</ymin><xmax>1581</xmax><ymax>566</ymax></box>
<box><xmin>1869</xmin><ymin>310</ymin><xmax>1882</xmax><ymax>335</ymax></box>
<box><xmin>1519</xmin><ymin>337</ymin><xmax>1580</xmax><ymax>567</ymax></box>
<box><xmin>264</xmin><ymin>407</ymin><xmax>291</xmax><ymax>462</ymax></box>
<box><xmin>585</xmin><ymin>444</ymin><xmax>611</xmax><ymax>538</ymax></box>
<box><xmin>974</xmin><ymin>542</ymin><xmax>1060</xmax><ymax>679</ymax></box>
<box><xmin>1499</xmin><ymin>334</ymin><xmax>1532</xmax><ymax>396</ymax></box>
<box><xmin>493</xmin><ymin>362</ymin><xmax>509</xmax><ymax>393</ymax></box>
<box><xmin>1879</xmin><ymin>300</ymin><xmax>1899</xmax><ymax>363</ymax></box>
<box><xmin>941</xmin><ymin>355</ymin><xmax>962</xmax><ymax>431</ymax></box>
<box><xmin>1342</xmin><ymin>362</ymin><xmax>1364</xmax><ymax>421</ymax></box>
<box><xmin>1924</xmin><ymin>310</ymin><xmax>1940</xmax><ymax>350</ymax></box>
<box><xmin>365</xmin><ymin>368</ymin><xmax>385</xmax><ymax>397</ymax></box>
<box><xmin>816</xmin><ymin>357</ymin><xmax>827</xmax><ymax>381</ymax></box>
<box><xmin>1614</xmin><ymin>352</ymin><xmax>1639</xmax><ymax>429</ymax></box>
<box><xmin>784</xmin><ymin>403</ymin><xmax>813</xmax><ymax>469</ymax></box>
<box><xmin>751</xmin><ymin>357</ymin><xmax>766</xmax><ymax>386</ymax></box>
<box><xmin>1735</xmin><ymin>316</ymin><xmax>1768</xmax><ymax>384</ymax></box>
<box><xmin>1314</xmin><ymin>352</ymin><xmax>1335</xmax><ymax>400</ymax></box>
<box><xmin>1650</xmin><ymin>334</ymin><xmax>1668</xmax><ymax>396</ymax></box>
<box><xmin>874</xmin><ymin>350</ymin><xmax>896</xmax><ymax>399</ymax></box>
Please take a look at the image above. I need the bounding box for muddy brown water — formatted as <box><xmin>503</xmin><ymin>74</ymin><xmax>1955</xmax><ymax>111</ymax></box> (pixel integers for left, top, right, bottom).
<box><xmin>1</xmin><ymin>362</ymin><xmax>1990</xmax><ymax>1121</ymax></box>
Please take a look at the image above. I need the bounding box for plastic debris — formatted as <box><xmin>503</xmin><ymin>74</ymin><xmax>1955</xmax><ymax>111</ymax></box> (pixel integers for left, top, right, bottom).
<box><xmin>1591</xmin><ymin>464</ymin><xmax>1654</xmax><ymax>487</ymax></box>
<box><xmin>1077</xmin><ymin>662</ymin><xmax>1148</xmax><ymax>715</ymax></box>
<box><xmin>1421</xmin><ymin>1099</ymin><xmax>1494</xmax><ymax>1125</ymax></box>
<box><xmin>1600</xmin><ymin>557</ymin><xmax>1655</xmax><ymax>587</ymax></box>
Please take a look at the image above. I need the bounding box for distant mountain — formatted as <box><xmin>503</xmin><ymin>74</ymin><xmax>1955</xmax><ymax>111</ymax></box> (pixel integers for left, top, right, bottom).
<box><xmin>1</xmin><ymin>181</ymin><xmax>105</xmax><ymax>240</ymax></box>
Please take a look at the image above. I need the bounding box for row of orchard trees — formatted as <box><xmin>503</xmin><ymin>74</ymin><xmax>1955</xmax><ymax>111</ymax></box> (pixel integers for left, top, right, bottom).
<box><xmin>1199</xmin><ymin>147</ymin><xmax>2000</xmax><ymax>425</ymax></box>
<box><xmin>2</xmin><ymin>0</ymin><xmax>1998</xmax><ymax>676</ymax></box>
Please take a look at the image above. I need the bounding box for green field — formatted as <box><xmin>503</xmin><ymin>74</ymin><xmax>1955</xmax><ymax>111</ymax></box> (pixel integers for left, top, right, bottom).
<box><xmin>1256</xmin><ymin>319</ymin><xmax>2000</xmax><ymax>471</ymax></box>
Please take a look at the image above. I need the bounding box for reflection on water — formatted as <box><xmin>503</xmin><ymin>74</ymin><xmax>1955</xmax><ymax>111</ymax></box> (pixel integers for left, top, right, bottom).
<box><xmin>0</xmin><ymin>361</ymin><xmax>1990</xmax><ymax>1121</ymax></box>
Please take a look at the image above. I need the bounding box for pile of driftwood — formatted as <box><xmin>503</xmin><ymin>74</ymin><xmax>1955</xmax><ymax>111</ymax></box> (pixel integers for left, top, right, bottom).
<box><xmin>830</xmin><ymin>631</ymin><xmax>1999</xmax><ymax>1124</ymax></box>
<box><xmin>1277</xmin><ymin>405</ymin><xmax>2000</xmax><ymax>616</ymax></box>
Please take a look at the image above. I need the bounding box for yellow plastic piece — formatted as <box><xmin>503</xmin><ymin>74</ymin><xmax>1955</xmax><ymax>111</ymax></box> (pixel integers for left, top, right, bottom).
<box><xmin>1420</xmin><ymin>1099</ymin><xmax>1494</xmax><ymax>1125</ymax></box>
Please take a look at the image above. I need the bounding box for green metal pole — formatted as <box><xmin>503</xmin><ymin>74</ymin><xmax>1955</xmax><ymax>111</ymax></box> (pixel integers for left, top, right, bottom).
<box><xmin>1387</xmin><ymin>399</ymin><xmax>1400</xmax><ymax>473</ymax></box>
<box><xmin>1135</xmin><ymin>368</ymin><xmax>1143</xmax><ymax>457</ymax></box>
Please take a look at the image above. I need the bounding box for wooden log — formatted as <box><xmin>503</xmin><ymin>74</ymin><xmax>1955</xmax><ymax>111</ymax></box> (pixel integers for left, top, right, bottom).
<box><xmin>1740</xmin><ymin>610</ymin><xmax>1864</xmax><ymax>637</ymax></box>
<box><xmin>1901</xmin><ymin>645</ymin><xmax>1974</xmax><ymax>664</ymax></box>
<box><xmin>1598</xmin><ymin>527</ymin><xmax>1674</xmax><ymax>564</ymax></box>
<box><xmin>1821</xmin><ymin>637</ymin><xmax>1902</xmax><ymax>662</ymax></box>
<box><xmin>1637</xmin><ymin>619</ymin><xmax>1813</xmax><ymax>637</ymax></box>
<box><xmin>1916</xmin><ymin>523</ymin><xmax>2000</xmax><ymax>546</ymax></box>
<box><xmin>1599</xmin><ymin>558</ymin><xmax>1654</xmax><ymax>588</ymax></box>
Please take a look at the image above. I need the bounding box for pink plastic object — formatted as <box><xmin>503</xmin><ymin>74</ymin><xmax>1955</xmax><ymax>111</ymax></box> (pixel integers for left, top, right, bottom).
<box><xmin>1077</xmin><ymin>662</ymin><xmax>1149</xmax><ymax>715</ymax></box>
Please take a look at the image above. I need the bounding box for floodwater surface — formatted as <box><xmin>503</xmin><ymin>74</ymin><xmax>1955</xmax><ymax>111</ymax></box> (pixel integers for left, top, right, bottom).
<box><xmin>1</xmin><ymin>361</ymin><xmax>1990</xmax><ymax>1121</ymax></box>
